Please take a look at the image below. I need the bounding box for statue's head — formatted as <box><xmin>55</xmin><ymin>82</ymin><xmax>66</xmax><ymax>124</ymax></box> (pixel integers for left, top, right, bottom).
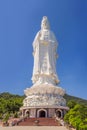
<box><xmin>41</xmin><ymin>16</ymin><xmax>50</xmax><ymax>30</ymax></box>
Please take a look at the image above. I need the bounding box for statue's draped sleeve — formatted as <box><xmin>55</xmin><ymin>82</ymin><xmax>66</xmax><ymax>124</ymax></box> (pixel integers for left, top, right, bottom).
<box><xmin>33</xmin><ymin>31</ymin><xmax>41</xmax><ymax>55</ymax></box>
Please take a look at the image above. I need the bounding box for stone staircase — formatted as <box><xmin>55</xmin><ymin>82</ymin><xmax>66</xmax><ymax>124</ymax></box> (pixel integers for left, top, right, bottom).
<box><xmin>18</xmin><ymin>118</ymin><xmax>61</xmax><ymax>126</ymax></box>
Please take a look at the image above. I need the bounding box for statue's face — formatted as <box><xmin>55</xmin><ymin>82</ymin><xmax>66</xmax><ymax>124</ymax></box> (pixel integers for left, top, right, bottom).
<box><xmin>41</xmin><ymin>16</ymin><xmax>50</xmax><ymax>30</ymax></box>
<box><xmin>41</xmin><ymin>20</ymin><xmax>48</xmax><ymax>29</ymax></box>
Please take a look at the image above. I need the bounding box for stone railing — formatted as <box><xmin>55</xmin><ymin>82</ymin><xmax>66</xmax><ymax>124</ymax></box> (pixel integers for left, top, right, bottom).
<box><xmin>8</xmin><ymin>116</ymin><xmax>27</xmax><ymax>126</ymax></box>
<box><xmin>64</xmin><ymin>123</ymin><xmax>76</xmax><ymax>130</ymax></box>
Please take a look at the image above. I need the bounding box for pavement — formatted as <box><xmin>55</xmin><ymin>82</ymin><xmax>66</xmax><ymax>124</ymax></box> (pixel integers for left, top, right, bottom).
<box><xmin>0</xmin><ymin>126</ymin><xmax>69</xmax><ymax>130</ymax></box>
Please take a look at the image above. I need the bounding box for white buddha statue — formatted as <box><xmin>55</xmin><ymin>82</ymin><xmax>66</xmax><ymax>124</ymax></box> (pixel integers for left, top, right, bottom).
<box><xmin>32</xmin><ymin>16</ymin><xmax>59</xmax><ymax>85</ymax></box>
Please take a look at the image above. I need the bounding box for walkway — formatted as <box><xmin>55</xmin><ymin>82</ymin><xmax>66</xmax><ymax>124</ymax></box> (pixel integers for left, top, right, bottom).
<box><xmin>0</xmin><ymin>126</ymin><xmax>68</xmax><ymax>130</ymax></box>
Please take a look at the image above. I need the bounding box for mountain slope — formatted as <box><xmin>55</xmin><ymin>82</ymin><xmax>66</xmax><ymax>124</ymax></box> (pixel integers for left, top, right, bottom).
<box><xmin>0</xmin><ymin>92</ymin><xmax>87</xmax><ymax>106</ymax></box>
<box><xmin>64</xmin><ymin>94</ymin><xmax>87</xmax><ymax>106</ymax></box>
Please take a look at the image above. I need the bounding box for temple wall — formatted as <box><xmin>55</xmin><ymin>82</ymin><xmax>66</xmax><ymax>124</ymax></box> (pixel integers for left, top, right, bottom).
<box><xmin>48</xmin><ymin>108</ymin><xmax>55</xmax><ymax>117</ymax></box>
<box><xmin>30</xmin><ymin>109</ymin><xmax>36</xmax><ymax>118</ymax></box>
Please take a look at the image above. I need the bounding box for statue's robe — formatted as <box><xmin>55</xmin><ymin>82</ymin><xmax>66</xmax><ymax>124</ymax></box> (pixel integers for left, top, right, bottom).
<box><xmin>32</xmin><ymin>29</ymin><xmax>59</xmax><ymax>85</ymax></box>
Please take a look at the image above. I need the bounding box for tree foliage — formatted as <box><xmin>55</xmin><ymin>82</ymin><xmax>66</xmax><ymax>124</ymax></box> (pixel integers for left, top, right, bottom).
<box><xmin>0</xmin><ymin>92</ymin><xmax>24</xmax><ymax>120</ymax></box>
<box><xmin>64</xmin><ymin>101</ymin><xmax>87</xmax><ymax>130</ymax></box>
<box><xmin>67</xmin><ymin>100</ymin><xmax>77</xmax><ymax>109</ymax></box>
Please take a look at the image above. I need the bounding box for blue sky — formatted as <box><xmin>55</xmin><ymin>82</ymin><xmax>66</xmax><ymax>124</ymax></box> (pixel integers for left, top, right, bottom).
<box><xmin>0</xmin><ymin>0</ymin><xmax>87</xmax><ymax>99</ymax></box>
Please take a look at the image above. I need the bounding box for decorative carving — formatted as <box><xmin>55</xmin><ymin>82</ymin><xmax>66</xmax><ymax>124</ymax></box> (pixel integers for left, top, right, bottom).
<box><xmin>23</xmin><ymin>93</ymin><xmax>66</xmax><ymax>107</ymax></box>
<box><xmin>24</xmin><ymin>84</ymin><xmax>65</xmax><ymax>96</ymax></box>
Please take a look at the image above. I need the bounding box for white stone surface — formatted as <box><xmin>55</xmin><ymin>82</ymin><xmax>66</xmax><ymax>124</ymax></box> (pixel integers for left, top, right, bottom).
<box><xmin>32</xmin><ymin>16</ymin><xmax>59</xmax><ymax>85</ymax></box>
<box><xmin>23</xmin><ymin>16</ymin><xmax>66</xmax><ymax>109</ymax></box>
<box><xmin>23</xmin><ymin>93</ymin><xmax>66</xmax><ymax>107</ymax></box>
<box><xmin>24</xmin><ymin>84</ymin><xmax>65</xmax><ymax>96</ymax></box>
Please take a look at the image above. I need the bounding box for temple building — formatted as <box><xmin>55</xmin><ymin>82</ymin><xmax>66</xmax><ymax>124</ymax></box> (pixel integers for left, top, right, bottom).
<box><xmin>20</xmin><ymin>16</ymin><xmax>69</xmax><ymax>118</ymax></box>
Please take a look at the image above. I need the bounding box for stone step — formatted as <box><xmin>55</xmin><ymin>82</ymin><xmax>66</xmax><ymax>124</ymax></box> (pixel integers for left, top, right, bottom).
<box><xmin>18</xmin><ymin>118</ymin><xmax>61</xmax><ymax>126</ymax></box>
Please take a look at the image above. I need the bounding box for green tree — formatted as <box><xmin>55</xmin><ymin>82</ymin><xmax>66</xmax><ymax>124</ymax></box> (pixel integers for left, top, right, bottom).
<box><xmin>64</xmin><ymin>103</ymin><xmax>87</xmax><ymax>130</ymax></box>
<box><xmin>67</xmin><ymin>100</ymin><xmax>77</xmax><ymax>109</ymax></box>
